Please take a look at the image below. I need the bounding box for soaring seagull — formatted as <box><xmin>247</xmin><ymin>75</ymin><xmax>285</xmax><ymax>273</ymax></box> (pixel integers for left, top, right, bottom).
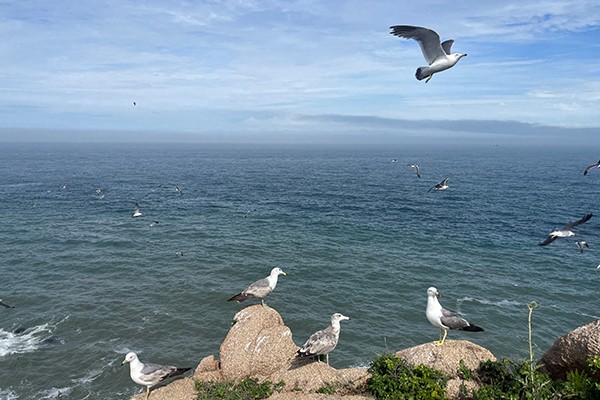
<box><xmin>0</xmin><ymin>298</ymin><xmax>14</xmax><ymax>308</ymax></box>
<box><xmin>132</xmin><ymin>203</ymin><xmax>142</xmax><ymax>218</ymax></box>
<box><xmin>408</xmin><ymin>164</ymin><xmax>421</xmax><ymax>178</ymax></box>
<box><xmin>228</xmin><ymin>267</ymin><xmax>286</xmax><ymax>307</ymax></box>
<box><xmin>583</xmin><ymin>159</ymin><xmax>600</xmax><ymax>176</ymax></box>
<box><xmin>296</xmin><ymin>313</ymin><xmax>350</xmax><ymax>365</ymax></box>
<box><xmin>427</xmin><ymin>178</ymin><xmax>449</xmax><ymax>193</ymax></box>
<box><xmin>122</xmin><ymin>352</ymin><xmax>190</xmax><ymax>400</ymax></box>
<box><xmin>426</xmin><ymin>287</ymin><xmax>483</xmax><ymax>346</ymax></box>
<box><xmin>539</xmin><ymin>213</ymin><xmax>593</xmax><ymax>246</ymax></box>
<box><xmin>390</xmin><ymin>25</ymin><xmax>467</xmax><ymax>82</ymax></box>
<box><xmin>576</xmin><ymin>241</ymin><xmax>590</xmax><ymax>253</ymax></box>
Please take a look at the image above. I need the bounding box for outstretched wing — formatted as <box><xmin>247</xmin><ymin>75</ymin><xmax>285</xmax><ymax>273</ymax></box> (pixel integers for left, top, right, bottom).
<box><xmin>390</xmin><ymin>25</ymin><xmax>446</xmax><ymax>65</ymax></box>
<box><xmin>583</xmin><ymin>160</ymin><xmax>600</xmax><ymax>176</ymax></box>
<box><xmin>538</xmin><ymin>235</ymin><xmax>558</xmax><ymax>246</ymax></box>
<box><xmin>563</xmin><ymin>213</ymin><xmax>592</xmax><ymax>230</ymax></box>
<box><xmin>441</xmin><ymin>39</ymin><xmax>454</xmax><ymax>55</ymax></box>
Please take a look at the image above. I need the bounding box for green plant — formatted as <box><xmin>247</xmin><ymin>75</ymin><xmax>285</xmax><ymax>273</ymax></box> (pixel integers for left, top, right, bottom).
<box><xmin>367</xmin><ymin>354</ymin><xmax>448</xmax><ymax>399</ymax></box>
<box><xmin>457</xmin><ymin>360</ymin><xmax>474</xmax><ymax>381</ymax></box>
<box><xmin>195</xmin><ymin>378</ymin><xmax>284</xmax><ymax>400</ymax></box>
<box><xmin>316</xmin><ymin>383</ymin><xmax>336</xmax><ymax>394</ymax></box>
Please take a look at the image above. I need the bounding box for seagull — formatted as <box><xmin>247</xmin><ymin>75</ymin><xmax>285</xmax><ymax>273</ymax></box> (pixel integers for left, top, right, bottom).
<box><xmin>390</xmin><ymin>25</ymin><xmax>467</xmax><ymax>82</ymax></box>
<box><xmin>122</xmin><ymin>352</ymin><xmax>191</xmax><ymax>400</ymax></box>
<box><xmin>576</xmin><ymin>241</ymin><xmax>590</xmax><ymax>253</ymax></box>
<box><xmin>539</xmin><ymin>213</ymin><xmax>593</xmax><ymax>246</ymax></box>
<box><xmin>228</xmin><ymin>267</ymin><xmax>286</xmax><ymax>307</ymax></box>
<box><xmin>0</xmin><ymin>298</ymin><xmax>14</xmax><ymax>308</ymax></box>
<box><xmin>174</xmin><ymin>185</ymin><xmax>183</xmax><ymax>195</ymax></box>
<box><xmin>426</xmin><ymin>287</ymin><xmax>483</xmax><ymax>346</ymax></box>
<box><xmin>296</xmin><ymin>313</ymin><xmax>350</xmax><ymax>365</ymax></box>
<box><xmin>408</xmin><ymin>163</ymin><xmax>421</xmax><ymax>178</ymax></box>
<box><xmin>150</xmin><ymin>221</ymin><xmax>160</xmax><ymax>227</ymax></box>
<box><xmin>132</xmin><ymin>203</ymin><xmax>142</xmax><ymax>218</ymax></box>
<box><xmin>427</xmin><ymin>178</ymin><xmax>449</xmax><ymax>192</ymax></box>
<box><xmin>95</xmin><ymin>188</ymin><xmax>105</xmax><ymax>199</ymax></box>
<box><xmin>391</xmin><ymin>159</ymin><xmax>398</xmax><ymax>163</ymax></box>
<box><xmin>583</xmin><ymin>159</ymin><xmax>600</xmax><ymax>176</ymax></box>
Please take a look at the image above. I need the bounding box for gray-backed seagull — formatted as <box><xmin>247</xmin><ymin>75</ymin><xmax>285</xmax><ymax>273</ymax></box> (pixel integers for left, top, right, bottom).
<box><xmin>296</xmin><ymin>313</ymin><xmax>350</xmax><ymax>365</ymax></box>
<box><xmin>228</xmin><ymin>267</ymin><xmax>286</xmax><ymax>307</ymax></box>
<box><xmin>122</xmin><ymin>352</ymin><xmax>191</xmax><ymax>400</ymax></box>
<box><xmin>539</xmin><ymin>213</ymin><xmax>593</xmax><ymax>246</ymax></box>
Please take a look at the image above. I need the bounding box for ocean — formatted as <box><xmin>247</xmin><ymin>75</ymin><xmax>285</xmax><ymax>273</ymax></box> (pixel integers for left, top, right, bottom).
<box><xmin>0</xmin><ymin>141</ymin><xmax>598</xmax><ymax>399</ymax></box>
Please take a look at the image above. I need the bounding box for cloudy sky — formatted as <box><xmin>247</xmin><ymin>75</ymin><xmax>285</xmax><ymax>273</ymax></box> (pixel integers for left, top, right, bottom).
<box><xmin>1</xmin><ymin>0</ymin><xmax>599</xmax><ymax>142</ymax></box>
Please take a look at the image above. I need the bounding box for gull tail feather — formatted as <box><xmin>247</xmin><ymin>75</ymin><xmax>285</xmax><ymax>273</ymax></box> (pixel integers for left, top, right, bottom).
<box><xmin>462</xmin><ymin>324</ymin><xmax>484</xmax><ymax>332</ymax></box>
<box><xmin>416</xmin><ymin>67</ymin><xmax>431</xmax><ymax>81</ymax></box>
<box><xmin>228</xmin><ymin>293</ymin><xmax>251</xmax><ymax>302</ymax></box>
<box><xmin>165</xmin><ymin>367</ymin><xmax>192</xmax><ymax>380</ymax></box>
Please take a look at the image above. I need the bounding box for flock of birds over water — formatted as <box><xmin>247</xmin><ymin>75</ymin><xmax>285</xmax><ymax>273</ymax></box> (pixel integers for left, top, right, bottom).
<box><xmin>3</xmin><ymin>24</ymin><xmax>600</xmax><ymax>399</ymax></box>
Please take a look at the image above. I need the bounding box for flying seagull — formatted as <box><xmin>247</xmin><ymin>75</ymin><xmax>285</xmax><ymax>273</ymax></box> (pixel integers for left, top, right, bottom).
<box><xmin>426</xmin><ymin>287</ymin><xmax>483</xmax><ymax>346</ymax></box>
<box><xmin>296</xmin><ymin>313</ymin><xmax>350</xmax><ymax>365</ymax></box>
<box><xmin>390</xmin><ymin>25</ymin><xmax>467</xmax><ymax>82</ymax></box>
<box><xmin>576</xmin><ymin>241</ymin><xmax>590</xmax><ymax>253</ymax></box>
<box><xmin>0</xmin><ymin>298</ymin><xmax>14</xmax><ymax>308</ymax></box>
<box><xmin>539</xmin><ymin>213</ymin><xmax>593</xmax><ymax>246</ymax></box>
<box><xmin>122</xmin><ymin>352</ymin><xmax>190</xmax><ymax>400</ymax></box>
<box><xmin>408</xmin><ymin>163</ymin><xmax>421</xmax><ymax>178</ymax></box>
<box><xmin>583</xmin><ymin>159</ymin><xmax>600</xmax><ymax>176</ymax></box>
<box><xmin>427</xmin><ymin>178</ymin><xmax>449</xmax><ymax>192</ymax></box>
<box><xmin>228</xmin><ymin>267</ymin><xmax>286</xmax><ymax>307</ymax></box>
<box><xmin>132</xmin><ymin>203</ymin><xmax>142</xmax><ymax>218</ymax></box>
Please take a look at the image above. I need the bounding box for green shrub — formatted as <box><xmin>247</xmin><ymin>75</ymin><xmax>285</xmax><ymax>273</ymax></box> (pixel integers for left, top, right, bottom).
<box><xmin>195</xmin><ymin>378</ymin><xmax>284</xmax><ymax>400</ymax></box>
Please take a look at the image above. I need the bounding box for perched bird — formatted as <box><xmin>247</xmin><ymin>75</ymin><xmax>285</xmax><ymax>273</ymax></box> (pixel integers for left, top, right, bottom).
<box><xmin>539</xmin><ymin>213</ymin><xmax>593</xmax><ymax>246</ymax></box>
<box><xmin>408</xmin><ymin>163</ymin><xmax>421</xmax><ymax>178</ymax></box>
<box><xmin>426</xmin><ymin>287</ymin><xmax>483</xmax><ymax>346</ymax></box>
<box><xmin>583</xmin><ymin>159</ymin><xmax>600</xmax><ymax>176</ymax></box>
<box><xmin>576</xmin><ymin>241</ymin><xmax>590</xmax><ymax>253</ymax></box>
<box><xmin>296</xmin><ymin>313</ymin><xmax>350</xmax><ymax>365</ymax></box>
<box><xmin>132</xmin><ymin>203</ymin><xmax>142</xmax><ymax>218</ymax></box>
<box><xmin>122</xmin><ymin>352</ymin><xmax>190</xmax><ymax>400</ymax></box>
<box><xmin>427</xmin><ymin>178</ymin><xmax>449</xmax><ymax>192</ymax></box>
<box><xmin>0</xmin><ymin>298</ymin><xmax>14</xmax><ymax>308</ymax></box>
<box><xmin>390</xmin><ymin>25</ymin><xmax>467</xmax><ymax>82</ymax></box>
<box><xmin>228</xmin><ymin>267</ymin><xmax>286</xmax><ymax>307</ymax></box>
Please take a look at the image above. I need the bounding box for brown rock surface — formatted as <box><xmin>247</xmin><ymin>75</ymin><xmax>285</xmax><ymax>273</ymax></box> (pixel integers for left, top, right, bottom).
<box><xmin>540</xmin><ymin>319</ymin><xmax>600</xmax><ymax>380</ymax></box>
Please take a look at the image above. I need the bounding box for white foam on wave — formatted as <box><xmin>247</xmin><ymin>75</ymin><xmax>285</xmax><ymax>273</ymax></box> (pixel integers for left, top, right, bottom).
<box><xmin>0</xmin><ymin>388</ymin><xmax>19</xmax><ymax>400</ymax></box>
<box><xmin>0</xmin><ymin>317</ymin><xmax>67</xmax><ymax>358</ymax></box>
<box><xmin>37</xmin><ymin>387</ymin><xmax>73</xmax><ymax>399</ymax></box>
<box><xmin>457</xmin><ymin>296</ymin><xmax>523</xmax><ymax>308</ymax></box>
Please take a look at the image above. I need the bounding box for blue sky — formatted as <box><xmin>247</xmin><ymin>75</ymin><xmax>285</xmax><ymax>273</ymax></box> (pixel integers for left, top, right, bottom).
<box><xmin>1</xmin><ymin>0</ymin><xmax>599</xmax><ymax>142</ymax></box>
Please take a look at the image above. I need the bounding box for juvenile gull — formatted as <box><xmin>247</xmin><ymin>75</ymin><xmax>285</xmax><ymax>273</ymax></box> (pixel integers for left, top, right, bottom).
<box><xmin>584</xmin><ymin>159</ymin><xmax>600</xmax><ymax>176</ymax></box>
<box><xmin>132</xmin><ymin>203</ymin><xmax>142</xmax><ymax>218</ymax></box>
<box><xmin>427</xmin><ymin>178</ymin><xmax>449</xmax><ymax>192</ymax></box>
<box><xmin>122</xmin><ymin>352</ymin><xmax>190</xmax><ymax>400</ymax></box>
<box><xmin>576</xmin><ymin>241</ymin><xmax>590</xmax><ymax>253</ymax></box>
<box><xmin>228</xmin><ymin>267</ymin><xmax>286</xmax><ymax>307</ymax></box>
<box><xmin>0</xmin><ymin>298</ymin><xmax>14</xmax><ymax>308</ymax></box>
<box><xmin>408</xmin><ymin>164</ymin><xmax>421</xmax><ymax>178</ymax></box>
<box><xmin>390</xmin><ymin>25</ymin><xmax>467</xmax><ymax>82</ymax></box>
<box><xmin>296</xmin><ymin>313</ymin><xmax>350</xmax><ymax>365</ymax></box>
<box><xmin>539</xmin><ymin>213</ymin><xmax>593</xmax><ymax>246</ymax></box>
<box><xmin>426</xmin><ymin>287</ymin><xmax>483</xmax><ymax>346</ymax></box>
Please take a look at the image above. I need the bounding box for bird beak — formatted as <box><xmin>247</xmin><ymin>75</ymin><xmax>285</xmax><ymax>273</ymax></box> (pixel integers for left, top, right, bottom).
<box><xmin>281</xmin><ymin>271</ymin><xmax>287</xmax><ymax>276</ymax></box>
<box><xmin>435</xmin><ymin>291</ymin><xmax>441</xmax><ymax>298</ymax></box>
<box><xmin>121</xmin><ymin>360</ymin><xmax>128</xmax><ymax>366</ymax></box>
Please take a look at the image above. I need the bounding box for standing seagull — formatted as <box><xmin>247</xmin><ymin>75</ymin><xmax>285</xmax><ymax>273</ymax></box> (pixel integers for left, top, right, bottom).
<box><xmin>583</xmin><ymin>159</ymin><xmax>600</xmax><ymax>176</ymax></box>
<box><xmin>122</xmin><ymin>352</ymin><xmax>190</xmax><ymax>400</ymax></box>
<box><xmin>296</xmin><ymin>313</ymin><xmax>350</xmax><ymax>365</ymax></box>
<box><xmin>228</xmin><ymin>267</ymin><xmax>286</xmax><ymax>307</ymax></box>
<box><xmin>576</xmin><ymin>241</ymin><xmax>590</xmax><ymax>253</ymax></box>
<box><xmin>0</xmin><ymin>298</ymin><xmax>14</xmax><ymax>308</ymax></box>
<box><xmin>426</xmin><ymin>287</ymin><xmax>483</xmax><ymax>346</ymax></box>
<box><xmin>408</xmin><ymin>164</ymin><xmax>421</xmax><ymax>178</ymax></box>
<box><xmin>539</xmin><ymin>213</ymin><xmax>593</xmax><ymax>246</ymax></box>
<box><xmin>427</xmin><ymin>178</ymin><xmax>449</xmax><ymax>192</ymax></box>
<box><xmin>390</xmin><ymin>25</ymin><xmax>467</xmax><ymax>82</ymax></box>
<box><xmin>132</xmin><ymin>203</ymin><xmax>142</xmax><ymax>218</ymax></box>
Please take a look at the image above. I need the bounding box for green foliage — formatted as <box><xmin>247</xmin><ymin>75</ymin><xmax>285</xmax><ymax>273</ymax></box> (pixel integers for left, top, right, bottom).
<box><xmin>367</xmin><ymin>354</ymin><xmax>448</xmax><ymax>399</ymax></box>
<box><xmin>195</xmin><ymin>378</ymin><xmax>284</xmax><ymax>400</ymax></box>
<box><xmin>316</xmin><ymin>383</ymin><xmax>336</xmax><ymax>394</ymax></box>
<box><xmin>457</xmin><ymin>360</ymin><xmax>474</xmax><ymax>381</ymax></box>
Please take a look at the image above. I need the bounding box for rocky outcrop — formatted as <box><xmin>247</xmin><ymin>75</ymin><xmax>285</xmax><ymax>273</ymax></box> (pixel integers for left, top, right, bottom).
<box><xmin>540</xmin><ymin>319</ymin><xmax>600</xmax><ymax>380</ymax></box>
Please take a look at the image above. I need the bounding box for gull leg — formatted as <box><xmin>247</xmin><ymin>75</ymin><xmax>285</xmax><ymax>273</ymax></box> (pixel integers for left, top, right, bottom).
<box><xmin>261</xmin><ymin>299</ymin><xmax>265</xmax><ymax>308</ymax></box>
<box><xmin>434</xmin><ymin>329</ymin><xmax>447</xmax><ymax>346</ymax></box>
<box><xmin>326</xmin><ymin>353</ymin><xmax>329</xmax><ymax>366</ymax></box>
<box><xmin>425</xmin><ymin>74</ymin><xmax>433</xmax><ymax>83</ymax></box>
<box><xmin>145</xmin><ymin>386</ymin><xmax>150</xmax><ymax>400</ymax></box>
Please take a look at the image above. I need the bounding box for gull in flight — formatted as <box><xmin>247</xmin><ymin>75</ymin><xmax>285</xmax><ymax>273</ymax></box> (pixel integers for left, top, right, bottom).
<box><xmin>132</xmin><ymin>203</ymin><xmax>142</xmax><ymax>218</ymax></box>
<box><xmin>122</xmin><ymin>352</ymin><xmax>190</xmax><ymax>400</ymax></box>
<box><xmin>228</xmin><ymin>267</ymin><xmax>286</xmax><ymax>307</ymax></box>
<box><xmin>583</xmin><ymin>159</ymin><xmax>600</xmax><ymax>176</ymax></box>
<box><xmin>408</xmin><ymin>164</ymin><xmax>421</xmax><ymax>178</ymax></box>
<box><xmin>296</xmin><ymin>313</ymin><xmax>350</xmax><ymax>365</ymax></box>
<box><xmin>0</xmin><ymin>298</ymin><xmax>14</xmax><ymax>308</ymax></box>
<box><xmin>576</xmin><ymin>241</ymin><xmax>590</xmax><ymax>253</ymax></box>
<box><xmin>390</xmin><ymin>25</ymin><xmax>467</xmax><ymax>82</ymax></box>
<box><xmin>539</xmin><ymin>213</ymin><xmax>593</xmax><ymax>246</ymax></box>
<box><xmin>427</xmin><ymin>178</ymin><xmax>449</xmax><ymax>192</ymax></box>
<box><xmin>426</xmin><ymin>287</ymin><xmax>483</xmax><ymax>346</ymax></box>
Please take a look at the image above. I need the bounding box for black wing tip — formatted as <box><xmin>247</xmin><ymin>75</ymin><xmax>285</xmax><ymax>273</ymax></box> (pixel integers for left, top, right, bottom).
<box><xmin>463</xmin><ymin>324</ymin><xmax>484</xmax><ymax>332</ymax></box>
<box><xmin>227</xmin><ymin>293</ymin><xmax>246</xmax><ymax>302</ymax></box>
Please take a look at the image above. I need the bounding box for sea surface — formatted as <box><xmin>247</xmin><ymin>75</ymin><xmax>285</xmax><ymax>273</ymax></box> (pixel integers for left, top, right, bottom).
<box><xmin>0</xmin><ymin>141</ymin><xmax>599</xmax><ymax>399</ymax></box>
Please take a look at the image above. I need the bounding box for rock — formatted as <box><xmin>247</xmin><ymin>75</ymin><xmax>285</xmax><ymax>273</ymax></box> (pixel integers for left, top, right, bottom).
<box><xmin>130</xmin><ymin>377</ymin><xmax>196</xmax><ymax>400</ymax></box>
<box><xmin>445</xmin><ymin>378</ymin><xmax>480</xmax><ymax>400</ymax></box>
<box><xmin>540</xmin><ymin>319</ymin><xmax>600</xmax><ymax>380</ymax></box>
<box><xmin>273</xmin><ymin>362</ymin><xmax>369</xmax><ymax>394</ymax></box>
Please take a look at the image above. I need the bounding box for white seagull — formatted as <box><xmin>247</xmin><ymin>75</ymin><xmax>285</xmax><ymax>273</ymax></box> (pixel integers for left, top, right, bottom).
<box><xmin>132</xmin><ymin>203</ymin><xmax>142</xmax><ymax>218</ymax></box>
<box><xmin>539</xmin><ymin>213</ymin><xmax>593</xmax><ymax>246</ymax></box>
<box><xmin>390</xmin><ymin>25</ymin><xmax>467</xmax><ymax>82</ymax></box>
<box><xmin>427</xmin><ymin>178</ymin><xmax>449</xmax><ymax>192</ymax></box>
<box><xmin>583</xmin><ymin>159</ymin><xmax>600</xmax><ymax>176</ymax></box>
<box><xmin>228</xmin><ymin>267</ymin><xmax>286</xmax><ymax>307</ymax></box>
<box><xmin>122</xmin><ymin>352</ymin><xmax>191</xmax><ymax>400</ymax></box>
<box><xmin>408</xmin><ymin>164</ymin><xmax>421</xmax><ymax>178</ymax></box>
<box><xmin>426</xmin><ymin>287</ymin><xmax>483</xmax><ymax>346</ymax></box>
<box><xmin>296</xmin><ymin>313</ymin><xmax>350</xmax><ymax>365</ymax></box>
<box><xmin>576</xmin><ymin>241</ymin><xmax>590</xmax><ymax>253</ymax></box>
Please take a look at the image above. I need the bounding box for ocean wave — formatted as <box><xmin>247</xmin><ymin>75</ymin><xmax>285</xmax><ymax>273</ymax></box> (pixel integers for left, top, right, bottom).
<box><xmin>456</xmin><ymin>296</ymin><xmax>524</xmax><ymax>308</ymax></box>
<box><xmin>0</xmin><ymin>319</ymin><xmax>65</xmax><ymax>357</ymax></box>
<box><xmin>0</xmin><ymin>388</ymin><xmax>19</xmax><ymax>400</ymax></box>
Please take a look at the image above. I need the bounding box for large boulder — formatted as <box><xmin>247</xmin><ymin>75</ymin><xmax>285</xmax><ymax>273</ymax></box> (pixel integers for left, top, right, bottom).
<box><xmin>540</xmin><ymin>319</ymin><xmax>600</xmax><ymax>380</ymax></box>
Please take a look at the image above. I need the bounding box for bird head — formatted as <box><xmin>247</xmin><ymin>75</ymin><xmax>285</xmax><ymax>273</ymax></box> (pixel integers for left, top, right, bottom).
<box><xmin>122</xmin><ymin>352</ymin><xmax>138</xmax><ymax>366</ymax></box>
<box><xmin>427</xmin><ymin>287</ymin><xmax>440</xmax><ymax>298</ymax></box>
<box><xmin>331</xmin><ymin>313</ymin><xmax>350</xmax><ymax>322</ymax></box>
<box><xmin>271</xmin><ymin>267</ymin><xmax>286</xmax><ymax>276</ymax></box>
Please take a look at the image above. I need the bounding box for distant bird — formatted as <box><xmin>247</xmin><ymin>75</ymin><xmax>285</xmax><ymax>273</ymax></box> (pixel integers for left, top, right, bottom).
<box><xmin>408</xmin><ymin>163</ymin><xmax>421</xmax><ymax>178</ymax></box>
<box><xmin>132</xmin><ymin>203</ymin><xmax>142</xmax><ymax>218</ymax></box>
<box><xmin>427</xmin><ymin>178</ymin><xmax>449</xmax><ymax>192</ymax></box>
<box><xmin>133</xmin><ymin>101</ymin><xmax>137</xmax><ymax>106</ymax></box>
<box><xmin>539</xmin><ymin>213</ymin><xmax>593</xmax><ymax>246</ymax></box>
<box><xmin>576</xmin><ymin>241</ymin><xmax>590</xmax><ymax>253</ymax></box>
<box><xmin>296</xmin><ymin>313</ymin><xmax>350</xmax><ymax>365</ymax></box>
<box><xmin>174</xmin><ymin>185</ymin><xmax>183</xmax><ymax>195</ymax></box>
<box><xmin>175</xmin><ymin>251</ymin><xmax>184</xmax><ymax>257</ymax></box>
<box><xmin>228</xmin><ymin>267</ymin><xmax>286</xmax><ymax>307</ymax></box>
<box><xmin>390</xmin><ymin>25</ymin><xmax>467</xmax><ymax>82</ymax></box>
<box><xmin>583</xmin><ymin>159</ymin><xmax>600</xmax><ymax>176</ymax></box>
<box><xmin>122</xmin><ymin>352</ymin><xmax>190</xmax><ymax>400</ymax></box>
<box><xmin>426</xmin><ymin>287</ymin><xmax>483</xmax><ymax>346</ymax></box>
<box><xmin>95</xmin><ymin>188</ymin><xmax>105</xmax><ymax>199</ymax></box>
<box><xmin>150</xmin><ymin>221</ymin><xmax>160</xmax><ymax>227</ymax></box>
<box><xmin>0</xmin><ymin>298</ymin><xmax>14</xmax><ymax>308</ymax></box>
<box><xmin>391</xmin><ymin>159</ymin><xmax>398</xmax><ymax>163</ymax></box>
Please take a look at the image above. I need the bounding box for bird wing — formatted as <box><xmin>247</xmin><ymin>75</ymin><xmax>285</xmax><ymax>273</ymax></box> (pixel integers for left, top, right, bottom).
<box><xmin>539</xmin><ymin>235</ymin><xmax>558</xmax><ymax>246</ymax></box>
<box><xmin>563</xmin><ymin>213</ymin><xmax>592</xmax><ymax>230</ymax></box>
<box><xmin>441</xmin><ymin>39</ymin><xmax>454</xmax><ymax>55</ymax></box>
<box><xmin>439</xmin><ymin>308</ymin><xmax>470</xmax><ymax>330</ymax></box>
<box><xmin>0</xmin><ymin>299</ymin><xmax>14</xmax><ymax>308</ymax></box>
<box><xmin>139</xmin><ymin>363</ymin><xmax>178</xmax><ymax>384</ymax></box>
<box><xmin>390</xmin><ymin>25</ymin><xmax>447</xmax><ymax>65</ymax></box>
<box><xmin>583</xmin><ymin>160</ymin><xmax>600</xmax><ymax>175</ymax></box>
<box><xmin>243</xmin><ymin>277</ymin><xmax>271</xmax><ymax>298</ymax></box>
<box><xmin>300</xmin><ymin>327</ymin><xmax>336</xmax><ymax>355</ymax></box>
<box><xmin>427</xmin><ymin>184</ymin><xmax>437</xmax><ymax>193</ymax></box>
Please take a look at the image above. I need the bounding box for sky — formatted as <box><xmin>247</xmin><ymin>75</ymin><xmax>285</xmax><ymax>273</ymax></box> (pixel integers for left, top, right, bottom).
<box><xmin>1</xmin><ymin>0</ymin><xmax>599</xmax><ymax>143</ymax></box>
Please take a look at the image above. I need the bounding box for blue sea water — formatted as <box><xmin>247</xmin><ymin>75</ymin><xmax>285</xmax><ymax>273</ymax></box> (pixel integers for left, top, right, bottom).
<box><xmin>0</xmin><ymin>141</ymin><xmax>599</xmax><ymax>399</ymax></box>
